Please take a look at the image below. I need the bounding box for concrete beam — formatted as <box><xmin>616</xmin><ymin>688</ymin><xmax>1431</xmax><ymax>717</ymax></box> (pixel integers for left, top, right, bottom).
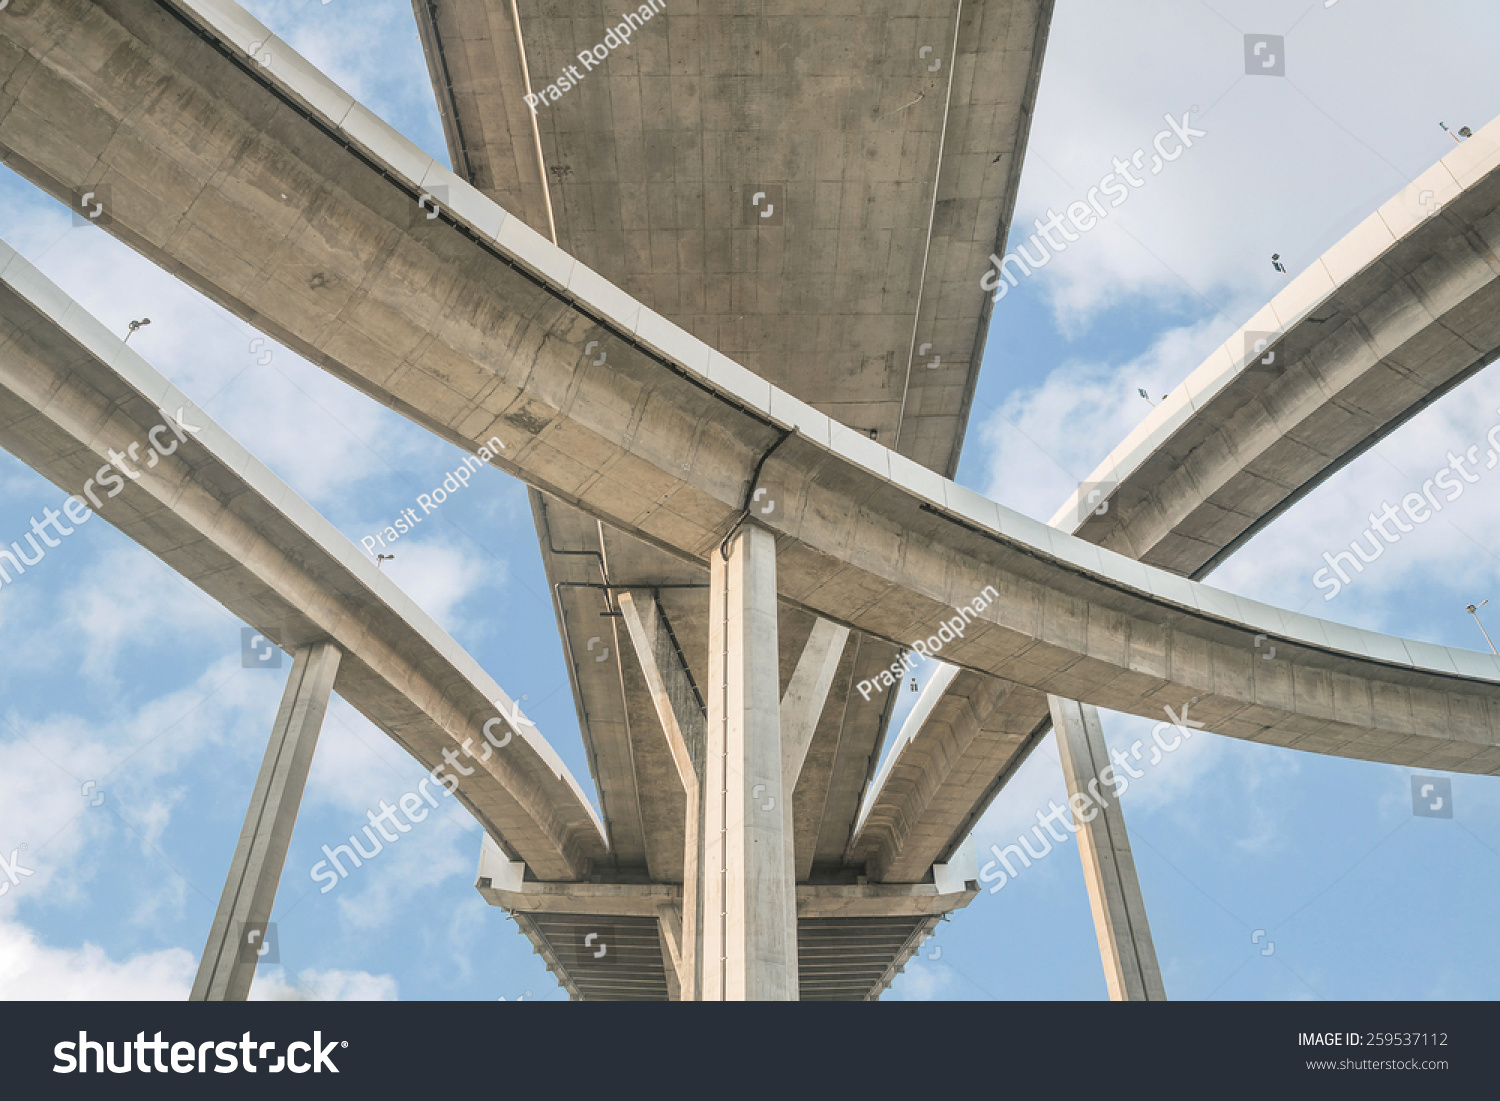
<box><xmin>1055</xmin><ymin>173</ymin><xmax>1500</xmax><ymax>582</ymax></box>
<box><xmin>1049</xmin><ymin>696</ymin><xmax>1166</xmax><ymax>1001</ymax></box>
<box><xmin>536</xmin><ymin>495</ymin><xmax>883</xmax><ymax>890</ymax></box>
<box><xmin>476</xmin><ymin>836</ymin><xmax>978</xmax><ymax>1002</ymax></box>
<box><xmin>191</xmin><ymin>642</ymin><xmax>341</xmax><ymax>1001</ymax></box>
<box><xmin>476</xmin><ymin>860</ymin><xmax>977</xmax><ymax>920</ymax></box>
<box><xmin>408</xmin><ymin>0</ymin><xmax>553</xmax><ymax>237</ymax></box>
<box><xmin>618</xmin><ymin>590</ymin><xmax>706</xmax><ymax>791</ymax></box>
<box><xmin>778</xmin><ymin>616</ymin><xmax>850</xmax><ymax>928</ymax></box>
<box><xmin>528</xmin><ymin>493</ymin><xmax>650</xmax><ymax>871</ymax></box>
<box><xmin>796</xmin><ymin>635</ymin><xmax>904</xmax><ymax>881</ymax></box>
<box><xmin>703</xmin><ymin>525</ymin><xmax>797</xmax><ymax>1000</ymax></box>
<box><xmin>851</xmin><ymin>667</ymin><xmax>1048</xmax><ymax>882</ymax></box>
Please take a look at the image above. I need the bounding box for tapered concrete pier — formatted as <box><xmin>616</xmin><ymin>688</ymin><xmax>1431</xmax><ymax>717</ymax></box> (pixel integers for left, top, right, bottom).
<box><xmin>191</xmin><ymin>642</ymin><xmax>342</xmax><ymax>1001</ymax></box>
<box><xmin>1049</xmin><ymin>696</ymin><xmax>1166</xmax><ymax>1002</ymax></box>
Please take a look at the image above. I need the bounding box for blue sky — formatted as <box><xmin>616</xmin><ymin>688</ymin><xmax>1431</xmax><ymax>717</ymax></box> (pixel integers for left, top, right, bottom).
<box><xmin>3</xmin><ymin>0</ymin><xmax>1500</xmax><ymax>1001</ymax></box>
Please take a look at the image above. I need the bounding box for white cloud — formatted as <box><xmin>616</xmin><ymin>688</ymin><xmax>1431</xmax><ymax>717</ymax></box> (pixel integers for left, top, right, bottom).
<box><xmin>0</xmin><ymin>919</ymin><xmax>195</xmax><ymax>999</ymax></box>
<box><xmin>193</xmin><ymin>359</ymin><xmax>403</xmax><ymax>506</ymax></box>
<box><xmin>886</xmin><ymin>959</ymin><xmax>958</xmax><ymax>1001</ymax></box>
<box><xmin>60</xmin><ymin>548</ymin><xmax>230</xmax><ymax>689</ymax></box>
<box><xmin>331</xmin><ymin>807</ymin><xmax>477</xmax><ymax>934</ymax></box>
<box><xmin>969</xmin><ymin>731</ymin><xmax>1069</xmax><ymax>858</ymax></box>
<box><xmin>0</xmin><ymin>657</ymin><xmax>281</xmax><ymax>919</ymax></box>
<box><xmin>0</xmin><ymin>919</ymin><xmax>398</xmax><ymax>1001</ymax></box>
<box><xmin>237</xmin><ymin>0</ymin><xmax>446</xmax><ymax>157</ymax></box>
<box><xmin>438</xmin><ymin>897</ymin><xmax>490</xmax><ymax>985</ymax></box>
<box><xmin>297</xmin><ymin>702</ymin><xmax>482</xmax><ymax>934</ymax></box>
<box><xmin>303</xmin><ymin>700</ymin><xmax>430</xmax><ymax>818</ymax></box>
<box><xmin>1012</xmin><ymin>0</ymin><xmax>1500</xmax><ymax>328</ymax></box>
<box><xmin>1210</xmin><ymin>373</ymin><xmax>1500</xmax><ymax>638</ymax></box>
<box><xmin>249</xmin><ymin>965</ymin><xmax>399</xmax><ymax>1001</ymax></box>
<box><xmin>978</xmin><ymin>318</ymin><xmax>1225</xmax><ymax>519</ymax></box>
<box><xmin>384</xmin><ymin>540</ymin><xmax>489</xmax><ymax>624</ymax></box>
<box><xmin>965</xmin><ymin>702</ymin><xmax>1302</xmax><ymax>903</ymax></box>
<box><xmin>380</xmin><ymin>538</ymin><xmax>495</xmax><ymax>633</ymax></box>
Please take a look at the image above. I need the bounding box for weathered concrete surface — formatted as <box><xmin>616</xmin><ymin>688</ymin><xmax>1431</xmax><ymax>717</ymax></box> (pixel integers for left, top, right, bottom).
<box><xmin>5</xmin><ymin>0</ymin><xmax>1500</xmax><ymax>780</ymax></box>
<box><xmin>534</xmin><ymin>493</ymin><xmax>878</xmax><ymax>877</ymax></box>
<box><xmin>529</xmin><ymin>493</ymin><xmax>690</xmax><ymax>876</ymax></box>
<box><xmin>0</xmin><ymin>241</ymin><xmax>606</xmax><ymax>882</ymax></box>
<box><xmin>417</xmin><ymin>0</ymin><xmax>1055</xmax><ymax>475</ymax></box>
<box><xmin>795</xmin><ymin>633</ymin><xmax>903</xmax><ymax>880</ymax></box>
<box><xmin>533</xmin><ymin>494</ymin><xmax>878</xmax><ymax>889</ymax></box>
<box><xmin>411</xmin><ymin>0</ymin><xmax>554</xmax><ymax>239</ymax></box>
<box><xmin>192</xmin><ymin>642</ymin><xmax>341</xmax><ymax>1001</ymax></box>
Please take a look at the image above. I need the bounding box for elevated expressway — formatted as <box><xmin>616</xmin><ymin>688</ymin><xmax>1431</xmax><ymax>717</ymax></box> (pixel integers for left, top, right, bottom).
<box><xmin>4</xmin><ymin>0</ymin><xmax>1500</xmax><ymax>997</ymax></box>
<box><xmin>412</xmin><ymin>0</ymin><xmax>1050</xmax><ymax>466</ymax></box>
<box><xmin>406</xmin><ymin>0</ymin><xmax>1052</xmax><ymax>997</ymax></box>
<box><xmin>856</xmin><ymin>122</ymin><xmax>1500</xmax><ymax>888</ymax></box>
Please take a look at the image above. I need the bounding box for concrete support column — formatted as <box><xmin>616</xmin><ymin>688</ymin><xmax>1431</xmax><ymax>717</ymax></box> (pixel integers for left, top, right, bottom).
<box><xmin>704</xmin><ymin>524</ymin><xmax>797</xmax><ymax>1000</ymax></box>
<box><xmin>1048</xmin><ymin>695</ymin><xmax>1166</xmax><ymax>1001</ymax></box>
<box><xmin>191</xmin><ymin>641</ymin><xmax>342</xmax><ymax>1001</ymax></box>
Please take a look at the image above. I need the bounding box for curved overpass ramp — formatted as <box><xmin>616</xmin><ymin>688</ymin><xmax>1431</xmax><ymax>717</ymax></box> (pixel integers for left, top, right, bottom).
<box><xmin>857</xmin><ymin>113</ymin><xmax>1500</xmax><ymax>881</ymax></box>
<box><xmin>0</xmin><ymin>240</ymin><xmax>607</xmax><ymax>882</ymax></box>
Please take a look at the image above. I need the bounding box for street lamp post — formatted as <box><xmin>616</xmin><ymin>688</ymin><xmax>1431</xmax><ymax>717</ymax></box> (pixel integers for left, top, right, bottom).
<box><xmin>1466</xmin><ymin>600</ymin><xmax>1496</xmax><ymax>654</ymax></box>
